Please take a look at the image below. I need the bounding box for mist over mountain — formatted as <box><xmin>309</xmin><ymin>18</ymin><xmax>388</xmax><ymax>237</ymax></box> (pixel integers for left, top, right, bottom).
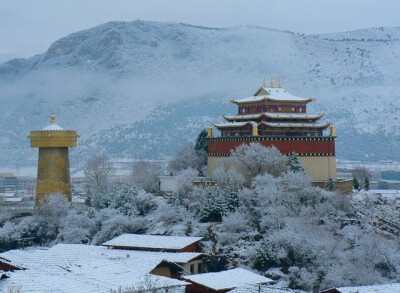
<box><xmin>1</xmin><ymin>20</ymin><xmax>400</xmax><ymax>168</ymax></box>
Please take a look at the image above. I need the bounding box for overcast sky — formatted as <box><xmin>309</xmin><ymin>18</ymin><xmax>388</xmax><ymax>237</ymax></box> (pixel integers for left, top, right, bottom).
<box><xmin>0</xmin><ymin>0</ymin><xmax>399</xmax><ymax>62</ymax></box>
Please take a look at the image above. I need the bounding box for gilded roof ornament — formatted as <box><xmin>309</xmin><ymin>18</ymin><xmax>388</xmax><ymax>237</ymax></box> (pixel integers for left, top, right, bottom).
<box><xmin>270</xmin><ymin>76</ymin><xmax>274</xmax><ymax>88</ymax></box>
<box><xmin>278</xmin><ymin>78</ymin><xmax>282</xmax><ymax>88</ymax></box>
<box><xmin>51</xmin><ymin>111</ymin><xmax>56</xmax><ymax>124</ymax></box>
<box><xmin>263</xmin><ymin>77</ymin><xmax>266</xmax><ymax>86</ymax></box>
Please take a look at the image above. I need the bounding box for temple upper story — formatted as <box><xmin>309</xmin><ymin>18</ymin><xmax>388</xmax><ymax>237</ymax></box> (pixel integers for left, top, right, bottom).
<box><xmin>230</xmin><ymin>77</ymin><xmax>314</xmax><ymax>115</ymax></box>
<box><xmin>213</xmin><ymin>77</ymin><xmax>334</xmax><ymax>138</ymax></box>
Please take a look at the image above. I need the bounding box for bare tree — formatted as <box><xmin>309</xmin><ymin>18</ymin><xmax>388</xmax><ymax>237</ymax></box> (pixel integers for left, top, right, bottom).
<box><xmin>84</xmin><ymin>154</ymin><xmax>115</xmax><ymax>194</ymax></box>
<box><xmin>351</xmin><ymin>166</ymin><xmax>372</xmax><ymax>187</ymax></box>
<box><xmin>131</xmin><ymin>160</ymin><xmax>164</xmax><ymax>193</ymax></box>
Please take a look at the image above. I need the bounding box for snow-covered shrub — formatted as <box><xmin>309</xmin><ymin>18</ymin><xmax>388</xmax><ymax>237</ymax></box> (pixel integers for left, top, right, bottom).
<box><xmin>92</xmin><ymin>212</ymin><xmax>147</xmax><ymax>245</ymax></box>
<box><xmin>55</xmin><ymin>209</ymin><xmax>96</xmax><ymax>244</ymax></box>
<box><xmin>107</xmin><ymin>184</ymin><xmax>157</xmax><ymax>216</ymax></box>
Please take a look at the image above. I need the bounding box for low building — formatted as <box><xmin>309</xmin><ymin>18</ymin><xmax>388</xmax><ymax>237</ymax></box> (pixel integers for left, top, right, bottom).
<box><xmin>159</xmin><ymin>174</ymin><xmax>179</xmax><ymax>194</ymax></box>
<box><xmin>320</xmin><ymin>282</ymin><xmax>400</xmax><ymax>293</ymax></box>
<box><xmin>183</xmin><ymin>268</ymin><xmax>273</xmax><ymax>293</ymax></box>
<box><xmin>103</xmin><ymin>233</ymin><xmax>203</xmax><ymax>253</ymax></box>
<box><xmin>231</xmin><ymin>285</ymin><xmax>304</xmax><ymax>292</ymax></box>
<box><xmin>103</xmin><ymin>234</ymin><xmax>207</xmax><ymax>275</ymax></box>
<box><xmin>0</xmin><ymin>244</ymin><xmax>194</xmax><ymax>292</ymax></box>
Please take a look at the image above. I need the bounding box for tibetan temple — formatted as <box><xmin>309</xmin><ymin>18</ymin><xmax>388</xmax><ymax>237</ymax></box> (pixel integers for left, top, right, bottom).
<box><xmin>207</xmin><ymin>77</ymin><xmax>337</xmax><ymax>181</ymax></box>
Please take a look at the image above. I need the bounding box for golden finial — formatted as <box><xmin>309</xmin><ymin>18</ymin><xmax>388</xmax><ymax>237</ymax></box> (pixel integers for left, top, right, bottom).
<box><xmin>51</xmin><ymin>111</ymin><xmax>56</xmax><ymax>124</ymax></box>
<box><xmin>278</xmin><ymin>78</ymin><xmax>282</xmax><ymax>88</ymax></box>
<box><xmin>262</xmin><ymin>77</ymin><xmax>266</xmax><ymax>86</ymax></box>
<box><xmin>270</xmin><ymin>76</ymin><xmax>274</xmax><ymax>88</ymax></box>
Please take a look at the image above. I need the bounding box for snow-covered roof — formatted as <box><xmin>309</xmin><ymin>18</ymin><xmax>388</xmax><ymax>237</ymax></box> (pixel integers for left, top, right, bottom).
<box><xmin>259</xmin><ymin>121</ymin><xmax>330</xmax><ymax>128</ymax></box>
<box><xmin>43</xmin><ymin>122</ymin><xmax>64</xmax><ymax>131</ymax></box>
<box><xmin>0</xmin><ymin>244</ymin><xmax>193</xmax><ymax>293</ymax></box>
<box><xmin>213</xmin><ymin>122</ymin><xmax>256</xmax><ymax>128</ymax></box>
<box><xmin>102</xmin><ymin>233</ymin><xmax>203</xmax><ymax>251</ymax></box>
<box><xmin>213</xmin><ymin>121</ymin><xmax>330</xmax><ymax>129</ymax></box>
<box><xmin>223</xmin><ymin>113</ymin><xmax>324</xmax><ymax>120</ymax></box>
<box><xmin>231</xmin><ymin>284</ymin><xmax>305</xmax><ymax>293</ymax></box>
<box><xmin>232</xmin><ymin>87</ymin><xmax>312</xmax><ymax>104</ymax></box>
<box><xmin>333</xmin><ymin>282</ymin><xmax>400</xmax><ymax>293</ymax></box>
<box><xmin>183</xmin><ymin>268</ymin><xmax>273</xmax><ymax>291</ymax></box>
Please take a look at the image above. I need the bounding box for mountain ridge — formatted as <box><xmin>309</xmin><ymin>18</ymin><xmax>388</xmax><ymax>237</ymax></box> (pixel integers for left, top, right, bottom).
<box><xmin>1</xmin><ymin>21</ymin><xmax>400</xmax><ymax>167</ymax></box>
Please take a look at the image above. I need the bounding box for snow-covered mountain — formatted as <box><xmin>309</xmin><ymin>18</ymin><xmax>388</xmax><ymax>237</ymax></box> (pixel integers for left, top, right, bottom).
<box><xmin>1</xmin><ymin>21</ymin><xmax>400</xmax><ymax>167</ymax></box>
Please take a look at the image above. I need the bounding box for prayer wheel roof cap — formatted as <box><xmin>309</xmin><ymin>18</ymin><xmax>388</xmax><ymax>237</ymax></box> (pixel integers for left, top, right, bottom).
<box><xmin>29</xmin><ymin>112</ymin><xmax>79</xmax><ymax>148</ymax></box>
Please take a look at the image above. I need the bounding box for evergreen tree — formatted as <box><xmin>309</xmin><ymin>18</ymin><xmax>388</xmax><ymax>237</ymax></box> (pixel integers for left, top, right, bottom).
<box><xmin>325</xmin><ymin>177</ymin><xmax>335</xmax><ymax>191</ymax></box>
<box><xmin>194</xmin><ymin>129</ymin><xmax>208</xmax><ymax>153</ymax></box>
<box><xmin>287</xmin><ymin>153</ymin><xmax>305</xmax><ymax>173</ymax></box>
<box><xmin>198</xmin><ymin>187</ymin><xmax>228</xmax><ymax>222</ymax></box>
<box><xmin>364</xmin><ymin>177</ymin><xmax>370</xmax><ymax>191</ymax></box>
<box><xmin>226</xmin><ymin>186</ymin><xmax>240</xmax><ymax>212</ymax></box>
<box><xmin>352</xmin><ymin>176</ymin><xmax>360</xmax><ymax>190</ymax></box>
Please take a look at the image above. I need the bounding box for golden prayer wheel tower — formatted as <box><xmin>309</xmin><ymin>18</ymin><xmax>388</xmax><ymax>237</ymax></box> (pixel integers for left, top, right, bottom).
<box><xmin>28</xmin><ymin>112</ymin><xmax>79</xmax><ymax>206</ymax></box>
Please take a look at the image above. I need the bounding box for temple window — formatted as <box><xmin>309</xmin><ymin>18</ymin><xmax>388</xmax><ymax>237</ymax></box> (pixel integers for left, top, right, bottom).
<box><xmin>278</xmin><ymin>106</ymin><xmax>282</xmax><ymax>112</ymax></box>
<box><xmin>241</xmin><ymin>107</ymin><xmax>246</xmax><ymax>113</ymax></box>
<box><xmin>291</xmin><ymin>107</ymin><xmax>295</xmax><ymax>112</ymax></box>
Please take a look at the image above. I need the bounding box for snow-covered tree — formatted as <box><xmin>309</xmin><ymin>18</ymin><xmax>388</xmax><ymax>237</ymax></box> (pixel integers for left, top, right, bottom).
<box><xmin>168</xmin><ymin>143</ymin><xmax>207</xmax><ymax>175</ymax></box>
<box><xmin>195</xmin><ymin>128</ymin><xmax>208</xmax><ymax>153</ymax></box>
<box><xmin>197</xmin><ymin>187</ymin><xmax>230</xmax><ymax>222</ymax></box>
<box><xmin>231</xmin><ymin>143</ymin><xmax>287</xmax><ymax>179</ymax></box>
<box><xmin>287</xmin><ymin>153</ymin><xmax>305</xmax><ymax>173</ymax></box>
<box><xmin>177</xmin><ymin>168</ymin><xmax>198</xmax><ymax>197</ymax></box>
<box><xmin>325</xmin><ymin>177</ymin><xmax>335</xmax><ymax>191</ymax></box>
<box><xmin>213</xmin><ymin>163</ymin><xmax>246</xmax><ymax>187</ymax></box>
<box><xmin>352</xmin><ymin>176</ymin><xmax>360</xmax><ymax>190</ymax></box>
<box><xmin>131</xmin><ymin>160</ymin><xmax>164</xmax><ymax>193</ymax></box>
<box><xmin>364</xmin><ymin>177</ymin><xmax>370</xmax><ymax>191</ymax></box>
<box><xmin>351</xmin><ymin>166</ymin><xmax>372</xmax><ymax>187</ymax></box>
<box><xmin>84</xmin><ymin>154</ymin><xmax>115</xmax><ymax>199</ymax></box>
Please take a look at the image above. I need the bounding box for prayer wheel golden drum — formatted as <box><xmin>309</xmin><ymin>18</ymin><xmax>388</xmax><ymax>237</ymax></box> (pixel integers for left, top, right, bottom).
<box><xmin>28</xmin><ymin>112</ymin><xmax>79</xmax><ymax>206</ymax></box>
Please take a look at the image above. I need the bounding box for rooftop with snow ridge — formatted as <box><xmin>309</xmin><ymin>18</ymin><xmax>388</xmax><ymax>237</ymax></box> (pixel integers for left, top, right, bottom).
<box><xmin>0</xmin><ymin>244</ymin><xmax>192</xmax><ymax>292</ymax></box>
<box><xmin>102</xmin><ymin>233</ymin><xmax>203</xmax><ymax>251</ymax></box>
<box><xmin>183</xmin><ymin>268</ymin><xmax>273</xmax><ymax>291</ymax></box>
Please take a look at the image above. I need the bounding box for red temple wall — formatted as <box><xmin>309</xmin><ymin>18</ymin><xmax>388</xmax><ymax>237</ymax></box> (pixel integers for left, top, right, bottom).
<box><xmin>208</xmin><ymin>139</ymin><xmax>335</xmax><ymax>155</ymax></box>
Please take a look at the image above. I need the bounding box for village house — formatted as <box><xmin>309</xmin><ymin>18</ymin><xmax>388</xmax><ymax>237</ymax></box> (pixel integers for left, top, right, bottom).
<box><xmin>183</xmin><ymin>268</ymin><xmax>273</xmax><ymax>293</ymax></box>
<box><xmin>0</xmin><ymin>243</ymin><xmax>196</xmax><ymax>292</ymax></box>
<box><xmin>103</xmin><ymin>234</ymin><xmax>207</xmax><ymax>274</ymax></box>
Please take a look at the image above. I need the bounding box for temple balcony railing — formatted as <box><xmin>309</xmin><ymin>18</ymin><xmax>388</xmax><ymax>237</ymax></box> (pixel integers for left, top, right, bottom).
<box><xmin>208</xmin><ymin>135</ymin><xmax>336</xmax><ymax>142</ymax></box>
